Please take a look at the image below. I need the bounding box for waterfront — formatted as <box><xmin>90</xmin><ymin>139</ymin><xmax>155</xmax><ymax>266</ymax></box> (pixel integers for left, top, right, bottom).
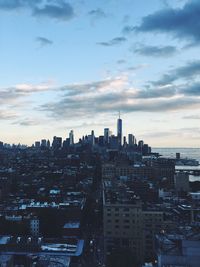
<box><xmin>153</xmin><ymin>148</ymin><xmax>200</xmax><ymax>182</ymax></box>
<box><xmin>152</xmin><ymin>148</ymin><xmax>200</xmax><ymax>161</ymax></box>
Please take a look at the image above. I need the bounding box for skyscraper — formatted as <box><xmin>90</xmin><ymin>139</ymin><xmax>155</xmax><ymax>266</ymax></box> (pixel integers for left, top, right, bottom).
<box><xmin>52</xmin><ymin>136</ymin><xmax>62</xmax><ymax>149</ymax></box>
<box><xmin>69</xmin><ymin>130</ymin><xmax>74</xmax><ymax>146</ymax></box>
<box><xmin>41</xmin><ymin>139</ymin><xmax>47</xmax><ymax>147</ymax></box>
<box><xmin>90</xmin><ymin>130</ymin><xmax>95</xmax><ymax>146</ymax></box>
<box><xmin>104</xmin><ymin>128</ymin><xmax>110</xmax><ymax>144</ymax></box>
<box><xmin>117</xmin><ymin>112</ymin><xmax>122</xmax><ymax>147</ymax></box>
<box><xmin>128</xmin><ymin>134</ymin><xmax>135</xmax><ymax>146</ymax></box>
<box><xmin>47</xmin><ymin>139</ymin><xmax>50</xmax><ymax>148</ymax></box>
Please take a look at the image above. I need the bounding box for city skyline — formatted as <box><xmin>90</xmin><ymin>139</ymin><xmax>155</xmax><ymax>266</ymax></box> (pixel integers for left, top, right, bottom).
<box><xmin>1</xmin><ymin>116</ymin><xmax>142</xmax><ymax>148</ymax></box>
<box><xmin>0</xmin><ymin>0</ymin><xmax>200</xmax><ymax>147</ymax></box>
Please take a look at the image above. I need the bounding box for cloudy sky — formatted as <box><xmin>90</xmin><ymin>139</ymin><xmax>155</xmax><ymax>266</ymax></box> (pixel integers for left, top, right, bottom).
<box><xmin>0</xmin><ymin>0</ymin><xmax>200</xmax><ymax>147</ymax></box>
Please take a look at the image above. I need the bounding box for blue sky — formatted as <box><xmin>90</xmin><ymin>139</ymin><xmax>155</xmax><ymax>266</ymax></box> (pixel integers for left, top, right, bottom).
<box><xmin>0</xmin><ymin>0</ymin><xmax>200</xmax><ymax>147</ymax></box>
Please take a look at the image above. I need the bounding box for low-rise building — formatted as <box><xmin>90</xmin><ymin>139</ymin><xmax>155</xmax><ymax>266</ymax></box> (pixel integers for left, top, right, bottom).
<box><xmin>174</xmin><ymin>172</ymin><xmax>190</xmax><ymax>192</ymax></box>
<box><xmin>156</xmin><ymin>226</ymin><xmax>200</xmax><ymax>267</ymax></box>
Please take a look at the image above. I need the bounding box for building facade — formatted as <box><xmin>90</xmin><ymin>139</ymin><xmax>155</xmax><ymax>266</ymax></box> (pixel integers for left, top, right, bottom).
<box><xmin>103</xmin><ymin>181</ymin><xmax>164</xmax><ymax>263</ymax></box>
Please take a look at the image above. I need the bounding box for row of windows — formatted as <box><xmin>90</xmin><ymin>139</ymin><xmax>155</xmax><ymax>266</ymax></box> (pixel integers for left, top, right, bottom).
<box><xmin>145</xmin><ymin>224</ymin><xmax>162</xmax><ymax>228</ymax></box>
<box><xmin>144</xmin><ymin>213</ymin><xmax>162</xmax><ymax>217</ymax></box>
<box><xmin>106</xmin><ymin>208</ymin><xmax>162</xmax><ymax>215</ymax></box>
<box><xmin>106</xmin><ymin>208</ymin><xmax>140</xmax><ymax>212</ymax></box>
<box><xmin>106</xmin><ymin>231</ymin><xmax>134</xmax><ymax>236</ymax></box>
<box><xmin>31</xmin><ymin>222</ymin><xmax>39</xmax><ymax>225</ymax></box>
<box><xmin>107</xmin><ymin>219</ymin><xmax>140</xmax><ymax>224</ymax></box>
<box><xmin>106</xmin><ymin>214</ymin><xmax>162</xmax><ymax>221</ymax></box>
<box><xmin>106</xmin><ymin>212</ymin><xmax>162</xmax><ymax>218</ymax></box>
<box><xmin>106</xmin><ymin>213</ymin><xmax>140</xmax><ymax>217</ymax></box>
<box><xmin>114</xmin><ymin>225</ymin><xmax>130</xmax><ymax>229</ymax></box>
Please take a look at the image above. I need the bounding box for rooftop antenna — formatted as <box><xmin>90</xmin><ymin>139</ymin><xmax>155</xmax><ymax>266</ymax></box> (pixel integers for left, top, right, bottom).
<box><xmin>118</xmin><ymin>110</ymin><xmax>121</xmax><ymax>119</ymax></box>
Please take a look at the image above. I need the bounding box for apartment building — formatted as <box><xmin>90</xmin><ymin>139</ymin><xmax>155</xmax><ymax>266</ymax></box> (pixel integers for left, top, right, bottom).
<box><xmin>103</xmin><ymin>180</ymin><xmax>164</xmax><ymax>263</ymax></box>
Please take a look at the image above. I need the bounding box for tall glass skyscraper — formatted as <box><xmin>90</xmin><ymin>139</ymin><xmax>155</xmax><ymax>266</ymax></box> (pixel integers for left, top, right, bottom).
<box><xmin>69</xmin><ymin>130</ymin><xmax>74</xmax><ymax>145</ymax></box>
<box><xmin>104</xmin><ymin>128</ymin><xmax>110</xmax><ymax>144</ymax></box>
<box><xmin>117</xmin><ymin>114</ymin><xmax>122</xmax><ymax>147</ymax></box>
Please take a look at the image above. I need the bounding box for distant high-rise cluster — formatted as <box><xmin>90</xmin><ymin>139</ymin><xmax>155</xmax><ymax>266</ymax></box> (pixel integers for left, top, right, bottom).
<box><xmin>0</xmin><ymin>116</ymin><xmax>151</xmax><ymax>155</ymax></box>
<box><xmin>30</xmin><ymin>115</ymin><xmax>151</xmax><ymax>155</ymax></box>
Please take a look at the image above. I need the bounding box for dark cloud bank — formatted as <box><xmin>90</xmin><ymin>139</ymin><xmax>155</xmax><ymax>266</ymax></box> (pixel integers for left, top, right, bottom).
<box><xmin>0</xmin><ymin>0</ymin><xmax>74</xmax><ymax>21</ymax></box>
<box><xmin>123</xmin><ymin>0</ymin><xmax>200</xmax><ymax>45</ymax></box>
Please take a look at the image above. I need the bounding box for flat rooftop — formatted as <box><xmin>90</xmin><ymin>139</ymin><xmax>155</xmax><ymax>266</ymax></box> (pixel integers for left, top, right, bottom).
<box><xmin>0</xmin><ymin>236</ymin><xmax>84</xmax><ymax>257</ymax></box>
<box><xmin>63</xmin><ymin>222</ymin><xmax>80</xmax><ymax>229</ymax></box>
<box><xmin>103</xmin><ymin>180</ymin><xmax>141</xmax><ymax>205</ymax></box>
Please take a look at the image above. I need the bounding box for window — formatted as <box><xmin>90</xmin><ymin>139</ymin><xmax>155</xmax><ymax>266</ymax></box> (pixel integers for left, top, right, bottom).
<box><xmin>156</xmin><ymin>224</ymin><xmax>161</xmax><ymax>228</ymax></box>
<box><xmin>123</xmin><ymin>208</ymin><xmax>129</xmax><ymax>212</ymax></box>
<box><xmin>122</xmin><ymin>239</ymin><xmax>129</xmax><ymax>247</ymax></box>
<box><xmin>145</xmin><ymin>224</ymin><xmax>151</xmax><ymax>228</ymax></box>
